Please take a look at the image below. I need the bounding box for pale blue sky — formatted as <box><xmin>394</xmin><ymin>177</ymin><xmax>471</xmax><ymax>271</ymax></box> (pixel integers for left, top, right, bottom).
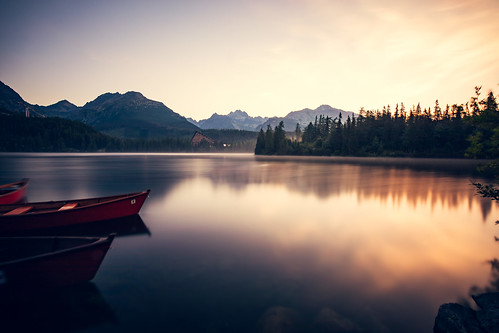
<box><xmin>1</xmin><ymin>0</ymin><xmax>498</xmax><ymax>120</ymax></box>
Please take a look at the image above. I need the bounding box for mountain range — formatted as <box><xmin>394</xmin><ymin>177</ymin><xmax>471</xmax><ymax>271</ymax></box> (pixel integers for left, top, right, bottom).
<box><xmin>258</xmin><ymin>105</ymin><xmax>355</xmax><ymax>131</ymax></box>
<box><xmin>0</xmin><ymin>81</ymin><xmax>355</xmax><ymax>138</ymax></box>
<box><xmin>187</xmin><ymin>110</ymin><xmax>269</xmax><ymax>131</ymax></box>
<box><xmin>188</xmin><ymin>105</ymin><xmax>355</xmax><ymax>132</ymax></box>
<box><xmin>0</xmin><ymin>81</ymin><xmax>198</xmax><ymax>139</ymax></box>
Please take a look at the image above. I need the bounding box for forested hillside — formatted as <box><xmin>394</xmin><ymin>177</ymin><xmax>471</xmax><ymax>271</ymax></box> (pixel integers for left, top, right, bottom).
<box><xmin>0</xmin><ymin>111</ymin><xmax>254</xmax><ymax>152</ymax></box>
<box><xmin>256</xmin><ymin>88</ymin><xmax>499</xmax><ymax>159</ymax></box>
<box><xmin>0</xmin><ymin>111</ymin><xmax>120</xmax><ymax>152</ymax></box>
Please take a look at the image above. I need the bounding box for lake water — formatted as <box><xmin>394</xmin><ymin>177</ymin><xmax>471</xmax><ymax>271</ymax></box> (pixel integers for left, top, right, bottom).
<box><xmin>0</xmin><ymin>153</ymin><xmax>497</xmax><ymax>333</ymax></box>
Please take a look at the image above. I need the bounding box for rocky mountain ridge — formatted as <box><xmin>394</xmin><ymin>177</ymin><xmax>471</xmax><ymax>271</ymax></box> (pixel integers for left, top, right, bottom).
<box><xmin>188</xmin><ymin>110</ymin><xmax>269</xmax><ymax>131</ymax></box>
<box><xmin>190</xmin><ymin>105</ymin><xmax>356</xmax><ymax>132</ymax></box>
<box><xmin>259</xmin><ymin>105</ymin><xmax>356</xmax><ymax>132</ymax></box>
<box><xmin>1</xmin><ymin>81</ymin><xmax>356</xmax><ymax>136</ymax></box>
<box><xmin>0</xmin><ymin>81</ymin><xmax>199</xmax><ymax>139</ymax></box>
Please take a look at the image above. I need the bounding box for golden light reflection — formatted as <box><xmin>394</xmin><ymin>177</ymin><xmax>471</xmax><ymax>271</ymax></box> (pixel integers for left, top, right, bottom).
<box><xmin>196</xmin><ymin>157</ymin><xmax>494</xmax><ymax>221</ymax></box>
<box><xmin>146</xmin><ymin>157</ymin><xmax>498</xmax><ymax>305</ymax></box>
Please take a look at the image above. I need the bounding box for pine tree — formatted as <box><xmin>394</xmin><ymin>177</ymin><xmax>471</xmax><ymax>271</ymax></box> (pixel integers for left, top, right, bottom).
<box><xmin>294</xmin><ymin>123</ymin><xmax>302</xmax><ymax>141</ymax></box>
<box><xmin>274</xmin><ymin>121</ymin><xmax>287</xmax><ymax>154</ymax></box>
<box><xmin>264</xmin><ymin>125</ymin><xmax>274</xmax><ymax>154</ymax></box>
<box><xmin>467</xmin><ymin>91</ymin><xmax>499</xmax><ymax>159</ymax></box>
<box><xmin>255</xmin><ymin>128</ymin><xmax>266</xmax><ymax>154</ymax></box>
<box><xmin>434</xmin><ymin>100</ymin><xmax>442</xmax><ymax>120</ymax></box>
<box><xmin>470</xmin><ymin>86</ymin><xmax>482</xmax><ymax>117</ymax></box>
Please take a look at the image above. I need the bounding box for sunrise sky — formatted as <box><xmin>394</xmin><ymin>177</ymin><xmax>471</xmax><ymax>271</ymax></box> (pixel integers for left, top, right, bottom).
<box><xmin>1</xmin><ymin>0</ymin><xmax>498</xmax><ymax>120</ymax></box>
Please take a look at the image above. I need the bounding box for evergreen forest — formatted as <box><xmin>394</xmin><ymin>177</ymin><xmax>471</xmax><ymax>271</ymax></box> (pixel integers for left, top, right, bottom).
<box><xmin>0</xmin><ymin>110</ymin><xmax>257</xmax><ymax>153</ymax></box>
<box><xmin>255</xmin><ymin>87</ymin><xmax>499</xmax><ymax>160</ymax></box>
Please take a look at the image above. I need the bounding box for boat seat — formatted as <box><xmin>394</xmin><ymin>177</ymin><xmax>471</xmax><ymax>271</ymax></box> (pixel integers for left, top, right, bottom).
<box><xmin>4</xmin><ymin>206</ymin><xmax>33</xmax><ymax>215</ymax></box>
<box><xmin>58</xmin><ymin>203</ymin><xmax>78</xmax><ymax>211</ymax></box>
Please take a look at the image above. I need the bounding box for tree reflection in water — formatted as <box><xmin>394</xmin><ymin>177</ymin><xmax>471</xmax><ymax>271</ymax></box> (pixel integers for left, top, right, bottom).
<box><xmin>0</xmin><ymin>154</ymin><xmax>496</xmax><ymax>333</ymax></box>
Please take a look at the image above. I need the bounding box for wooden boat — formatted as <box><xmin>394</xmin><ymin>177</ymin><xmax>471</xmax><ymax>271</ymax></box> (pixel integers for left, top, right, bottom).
<box><xmin>0</xmin><ymin>190</ymin><xmax>150</xmax><ymax>233</ymax></box>
<box><xmin>0</xmin><ymin>179</ymin><xmax>29</xmax><ymax>205</ymax></box>
<box><xmin>0</xmin><ymin>234</ymin><xmax>115</xmax><ymax>288</ymax></box>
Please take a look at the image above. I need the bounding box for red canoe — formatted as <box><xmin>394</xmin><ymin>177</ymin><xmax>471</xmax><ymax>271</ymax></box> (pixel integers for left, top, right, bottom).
<box><xmin>0</xmin><ymin>190</ymin><xmax>150</xmax><ymax>233</ymax></box>
<box><xmin>0</xmin><ymin>179</ymin><xmax>29</xmax><ymax>205</ymax></box>
<box><xmin>0</xmin><ymin>234</ymin><xmax>115</xmax><ymax>288</ymax></box>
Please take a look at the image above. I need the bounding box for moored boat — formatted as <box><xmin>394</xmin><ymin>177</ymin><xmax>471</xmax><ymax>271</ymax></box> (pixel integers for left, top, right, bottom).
<box><xmin>0</xmin><ymin>179</ymin><xmax>29</xmax><ymax>205</ymax></box>
<box><xmin>0</xmin><ymin>190</ymin><xmax>150</xmax><ymax>233</ymax></box>
<box><xmin>0</xmin><ymin>234</ymin><xmax>115</xmax><ymax>288</ymax></box>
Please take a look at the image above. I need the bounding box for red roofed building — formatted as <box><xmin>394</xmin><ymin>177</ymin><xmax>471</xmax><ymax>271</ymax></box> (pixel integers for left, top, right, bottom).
<box><xmin>191</xmin><ymin>131</ymin><xmax>215</xmax><ymax>147</ymax></box>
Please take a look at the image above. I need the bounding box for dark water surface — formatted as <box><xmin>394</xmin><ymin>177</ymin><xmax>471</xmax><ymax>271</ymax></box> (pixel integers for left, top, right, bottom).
<box><xmin>0</xmin><ymin>153</ymin><xmax>497</xmax><ymax>332</ymax></box>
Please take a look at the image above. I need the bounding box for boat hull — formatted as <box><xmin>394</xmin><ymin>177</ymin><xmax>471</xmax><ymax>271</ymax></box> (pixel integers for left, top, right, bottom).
<box><xmin>0</xmin><ymin>190</ymin><xmax>149</xmax><ymax>233</ymax></box>
<box><xmin>0</xmin><ymin>179</ymin><xmax>29</xmax><ymax>205</ymax></box>
<box><xmin>0</xmin><ymin>234</ymin><xmax>115</xmax><ymax>288</ymax></box>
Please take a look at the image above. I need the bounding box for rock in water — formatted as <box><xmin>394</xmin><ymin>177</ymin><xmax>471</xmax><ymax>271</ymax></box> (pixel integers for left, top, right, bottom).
<box><xmin>473</xmin><ymin>292</ymin><xmax>499</xmax><ymax>333</ymax></box>
<box><xmin>434</xmin><ymin>292</ymin><xmax>499</xmax><ymax>333</ymax></box>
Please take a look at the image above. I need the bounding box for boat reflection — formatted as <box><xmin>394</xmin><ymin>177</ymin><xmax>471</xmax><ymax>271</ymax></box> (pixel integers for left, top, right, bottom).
<box><xmin>0</xmin><ymin>282</ymin><xmax>117</xmax><ymax>332</ymax></box>
<box><xmin>1</xmin><ymin>214</ymin><xmax>150</xmax><ymax>237</ymax></box>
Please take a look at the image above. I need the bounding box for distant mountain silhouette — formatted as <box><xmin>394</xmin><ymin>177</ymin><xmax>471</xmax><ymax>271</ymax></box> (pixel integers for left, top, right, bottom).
<box><xmin>0</xmin><ymin>81</ymin><xmax>31</xmax><ymax>115</ymax></box>
<box><xmin>0</xmin><ymin>80</ymin><xmax>355</xmax><ymax>137</ymax></box>
<box><xmin>191</xmin><ymin>105</ymin><xmax>356</xmax><ymax>132</ymax></box>
<box><xmin>35</xmin><ymin>100</ymin><xmax>78</xmax><ymax>117</ymax></box>
<box><xmin>73</xmin><ymin>91</ymin><xmax>199</xmax><ymax>139</ymax></box>
<box><xmin>0</xmin><ymin>81</ymin><xmax>199</xmax><ymax>139</ymax></box>
<box><xmin>259</xmin><ymin>105</ymin><xmax>355</xmax><ymax>131</ymax></box>
<box><xmin>189</xmin><ymin>110</ymin><xmax>268</xmax><ymax>131</ymax></box>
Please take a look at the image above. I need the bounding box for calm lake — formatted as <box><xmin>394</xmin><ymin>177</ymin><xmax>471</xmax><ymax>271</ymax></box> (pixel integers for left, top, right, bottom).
<box><xmin>0</xmin><ymin>153</ymin><xmax>497</xmax><ymax>333</ymax></box>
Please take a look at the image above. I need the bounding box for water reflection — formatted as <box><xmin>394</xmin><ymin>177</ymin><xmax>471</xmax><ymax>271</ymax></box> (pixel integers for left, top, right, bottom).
<box><xmin>142</xmin><ymin>155</ymin><xmax>496</xmax><ymax>333</ymax></box>
<box><xmin>192</xmin><ymin>156</ymin><xmax>494</xmax><ymax>220</ymax></box>
<box><xmin>0</xmin><ymin>283</ymin><xmax>117</xmax><ymax>332</ymax></box>
<box><xmin>0</xmin><ymin>153</ymin><xmax>188</xmax><ymax>202</ymax></box>
<box><xmin>0</xmin><ymin>153</ymin><xmax>496</xmax><ymax>333</ymax></box>
<box><xmin>0</xmin><ymin>154</ymin><xmax>492</xmax><ymax>220</ymax></box>
<box><xmin>1</xmin><ymin>214</ymin><xmax>150</xmax><ymax>237</ymax></box>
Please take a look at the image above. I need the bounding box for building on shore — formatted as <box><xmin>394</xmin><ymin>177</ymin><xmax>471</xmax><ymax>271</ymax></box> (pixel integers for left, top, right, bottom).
<box><xmin>191</xmin><ymin>131</ymin><xmax>215</xmax><ymax>147</ymax></box>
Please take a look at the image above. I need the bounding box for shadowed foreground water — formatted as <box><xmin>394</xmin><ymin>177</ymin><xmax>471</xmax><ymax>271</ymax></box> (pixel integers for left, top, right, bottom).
<box><xmin>0</xmin><ymin>153</ymin><xmax>497</xmax><ymax>333</ymax></box>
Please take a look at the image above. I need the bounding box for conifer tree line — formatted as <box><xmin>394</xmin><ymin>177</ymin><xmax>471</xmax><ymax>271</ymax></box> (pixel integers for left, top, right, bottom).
<box><xmin>255</xmin><ymin>87</ymin><xmax>499</xmax><ymax>159</ymax></box>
